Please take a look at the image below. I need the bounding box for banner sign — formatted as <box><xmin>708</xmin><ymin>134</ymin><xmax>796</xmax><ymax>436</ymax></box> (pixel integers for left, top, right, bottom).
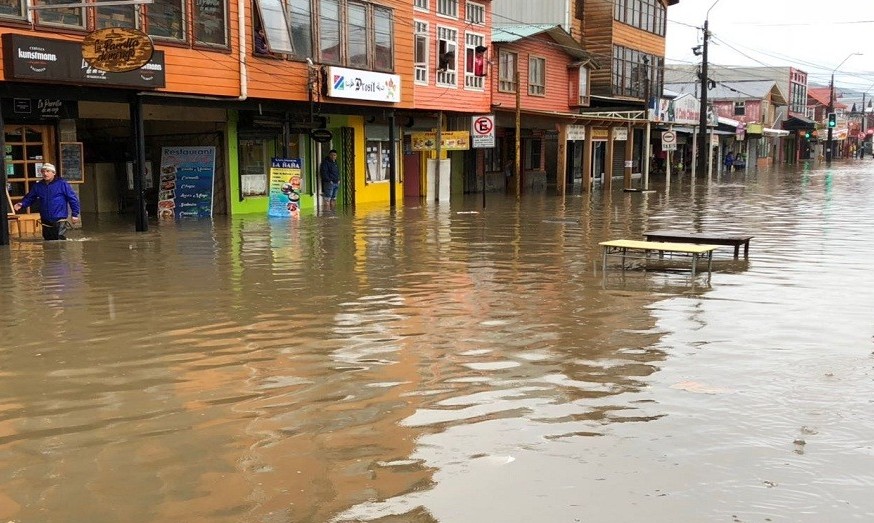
<box><xmin>268</xmin><ymin>158</ymin><xmax>303</xmax><ymax>218</ymax></box>
<box><xmin>325</xmin><ymin>66</ymin><xmax>401</xmax><ymax>103</ymax></box>
<box><xmin>158</xmin><ymin>146</ymin><xmax>215</xmax><ymax>219</ymax></box>
<box><xmin>411</xmin><ymin>131</ymin><xmax>470</xmax><ymax>151</ymax></box>
<box><xmin>3</xmin><ymin>34</ymin><xmax>165</xmax><ymax>89</ymax></box>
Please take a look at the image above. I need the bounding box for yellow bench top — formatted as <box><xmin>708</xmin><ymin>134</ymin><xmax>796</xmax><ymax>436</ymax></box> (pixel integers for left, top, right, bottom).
<box><xmin>599</xmin><ymin>239</ymin><xmax>719</xmax><ymax>254</ymax></box>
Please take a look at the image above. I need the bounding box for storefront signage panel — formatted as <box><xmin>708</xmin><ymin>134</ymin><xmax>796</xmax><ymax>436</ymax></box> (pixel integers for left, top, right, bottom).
<box><xmin>2</xmin><ymin>98</ymin><xmax>78</xmax><ymax>121</ymax></box>
<box><xmin>82</xmin><ymin>27</ymin><xmax>155</xmax><ymax>73</ymax></box>
<box><xmin>325</xmin><ymin>66</ymin><xmax>400</xmax><ymax>103</ymax></box>
<box><xmin>410</xmin><ymin>131</ymin><xmax>470</xmax><ymax>151</ymax></box>
<box><xmin>268</xmin><ymin>158</ymin><xmax>303</xmax><ymax>218</ymax></box>
<box><xmin>3</xmin><ymin>34</ymin><xmax>165</xmax><ymax>89</ymax></box>
<box><xmin>158</xmin><ymin>146</ymin><xmax>215</xmax><ymax>219</ymax></box>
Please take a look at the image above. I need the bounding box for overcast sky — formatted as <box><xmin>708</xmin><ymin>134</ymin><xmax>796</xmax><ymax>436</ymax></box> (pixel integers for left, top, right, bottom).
<box><xmin>666</xmin><ymin>0</ymin><xmax>874</xmax><ymax>92</ymax></box>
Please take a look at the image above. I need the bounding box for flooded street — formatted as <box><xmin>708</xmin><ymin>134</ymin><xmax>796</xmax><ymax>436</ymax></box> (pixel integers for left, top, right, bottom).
<box><xmin>2</xmin><ymin>162</ymin><xmax>874</xmax><ymax>523</ymax></box>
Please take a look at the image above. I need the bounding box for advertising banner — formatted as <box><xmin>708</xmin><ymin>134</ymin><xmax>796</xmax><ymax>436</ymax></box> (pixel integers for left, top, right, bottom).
<box><xmin>268</xmin><ymin>158</ymin><xmax>303</xmax><ymax>218</ymax></box>
<box><xmin>410</xmin><ymin>131</ymin><xmax>470</xmax><ymax>151</ymax></box>
<box><xmin>158</xmin><ymin>146</ymin><xmax>215</xmax><ymax>219</ymax></box>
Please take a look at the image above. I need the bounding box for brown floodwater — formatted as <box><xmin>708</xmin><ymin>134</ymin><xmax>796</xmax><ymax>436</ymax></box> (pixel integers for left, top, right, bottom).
<box><xmin>2</xmin><ymin>163</ymin><xmax>874</xmax><ymax>523</ymax></box>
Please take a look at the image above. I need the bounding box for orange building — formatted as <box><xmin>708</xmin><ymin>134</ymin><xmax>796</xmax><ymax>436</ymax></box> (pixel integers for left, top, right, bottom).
<box><xmin>405</xmin><ymin>0</ymin><xmax>493</xmax><ymax>201</ymax></box>
<box><xmin>489</xmin><ymin>25</ymin><xmax>595</xmax><ymax>193</ymax></box>
<box><xmin>0</xmin><ymin>0</ymin><xmax>418</xmax><ymax>229</ymax></box>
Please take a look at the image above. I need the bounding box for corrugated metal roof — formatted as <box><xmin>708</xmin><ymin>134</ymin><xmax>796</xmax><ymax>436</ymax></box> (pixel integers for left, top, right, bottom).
<box><xmin>491</xmin><ymin>24</ymin><xmax>596</xmax><ymax>64</ymax></box>
<box><xmin>665</xmin><ymin>80</ymin><xmax>787</xmax><ymax>105</ymax></box>
<box><xmin>492</xmin><ymin>24</ymin><xmax>558</xmax><ymax>43</ymax></box>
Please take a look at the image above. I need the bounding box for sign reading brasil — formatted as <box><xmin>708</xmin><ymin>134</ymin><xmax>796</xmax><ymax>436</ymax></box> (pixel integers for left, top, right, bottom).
<box><xmin>82</xmin><ymin>28</ymin><xmax>154</xmax><ymax>73</ymax></box>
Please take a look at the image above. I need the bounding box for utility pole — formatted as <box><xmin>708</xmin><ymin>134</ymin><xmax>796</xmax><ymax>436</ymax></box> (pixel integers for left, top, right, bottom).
<box><xmin>827</xmin><ymin>73</ymin><xmax>835</xmax><ymax>164</ymax></box>
<box><xmin>513</xmin><ymin>69</ymin><xmax>522</xmax><ymax>200</ymax></box>
<box><xmin>697</xmin><ymin>19</ymin><xmax>711</xmax><ymax>177</ymax></box>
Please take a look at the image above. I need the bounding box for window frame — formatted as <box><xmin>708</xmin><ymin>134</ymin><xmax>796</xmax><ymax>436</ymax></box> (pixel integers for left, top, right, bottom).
<box><xmin>498</xmin><ymin>49</ymin><xmax>517</xmax><ymax>93</ymax></box>
<box><xmin>734</xmin><ymin>101</ymin><xmax>746</xmax><ymax>116</ymax></box>
<box><xmin>415</xmin><ymin>20</ymin><xmax>429</xmax><ymax>85</ymax></box>
<box><xmin>436</xmin><ymin>25</ymin><xmax>457</xmax><ymax>87</ymax></box>
<box><xmin>147</xmin><ymin>0</ymin><xmax>187</xmax><ymax>41</ymax></box>
<box><xmin>239</xmin><ymin>138</ymin><xmax>270</xmax><ymax>197</ymax></box>
<box><xmin>528</xmin><ymin>55</ymin><xmax>546</xmax><ymax>96</ymax></box>
<box><xmin>464</xmin><ymin>31</ymin><xmax>485</xmax><ymax>90</ymax></box>
<box><xmin>465</xmin><ymin>1</ymin><xmax>485</xmax><ymax>25</ymax></box>
<box><xmin>436</xmin><ymin>0</ymin><xmax>457</xmax><ymax>19</ymax></box>
<box><xmin>414</xmin><ymin>0</ymin><xmax>428</xmax><ymax>11</ymax></box>
<box><xmin>36</xmin><ymin>0</ymin><xmax>85</xmax><ymax>29</ymax></box>
<box><xmin>346</xmin><ymin>1</ymin><xmax>369</xmax><ymax>69</ymax></box>
<box><xmin>372</xmin><ymin>5</ymin><xmax>393</xmax><ymax>72</ymax></box>
<box><xmin>193</xmin><ymin>0</ymin><xmax>229</xmax><ymax>47</ymax></box>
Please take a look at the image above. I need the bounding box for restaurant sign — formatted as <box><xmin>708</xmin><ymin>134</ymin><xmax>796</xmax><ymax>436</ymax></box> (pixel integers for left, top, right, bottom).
<box><xmin>411</xmin><ymin>131</ymin><xmax>470</xmax><ymax>151</ymax></box>
<box><xmin>82</xmin><ymin>27</ymin><xmax>154</xmax><ymax>73</ymax></box>
<box><xmin>2</xmin><ymin>34</ymin><xmax>165</xmax><ymax>89</ymax></box>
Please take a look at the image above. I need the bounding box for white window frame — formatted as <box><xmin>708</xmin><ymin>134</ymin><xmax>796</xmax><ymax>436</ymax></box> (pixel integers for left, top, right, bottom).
<box><xmin>414</xmin><ymin>0</ymin><xmax>428</xmax><ymax>11</ymax></box>
<box><xmin>465</xmin><ymin>1</ymin><xmax>485</xmax><ymax>25</ymax></box>
<box><xmin>464</xmin><ymin>32</ymin><xmax>485</xmax><ymax>90</ymax></box>
<box><xmin>415</xmin><ymin>20</ymin><xmax>429</xmax><ymax>85</ymax></box>
<box><xmin>37</xmin><ymin>0</ymin><xmax>85</xmax><ymax>29</ymax></box>
<box><xmin>498</xmin><ymin>49</ymin><xmax>517</xmax><ymax>93</ymax></box>
<box><xmin>578</xmin><ymin>66</ymin><xmax>589</xmax><ymax>105</ymax></box>
<box><xmin>256</xmin><ymin>0</ymin><xmax>295</xmax><ymax>53</ymax></box>
<box><xmin>529</xmin><ymin>56</ymin><xmax>546</xmax><ymax>96</ymax></box>
<box><xmin>436</xmin><ymin>0</ymin><xmax>457</xmax><ymax>18</ymax></box>
<box><xmin>436</xmin><ymin>26</ymin><xmax>457</xmax><ymax>87</ymax></box>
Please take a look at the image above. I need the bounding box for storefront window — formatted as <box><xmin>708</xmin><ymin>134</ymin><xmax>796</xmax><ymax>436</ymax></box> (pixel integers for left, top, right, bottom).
<box><xmin>365</xmin><ymin>124</ymin><xmax>398</xmax><ymax>184</ymax></box>
<box><xmin>524</xmin><ymin>139</ymin><xmax>543</xmax><ymax>170</ymax></box>
<box><xmin>240</xmin><ymin>139</ymin><xmax>268</xmax><ymax>196</ymax></box>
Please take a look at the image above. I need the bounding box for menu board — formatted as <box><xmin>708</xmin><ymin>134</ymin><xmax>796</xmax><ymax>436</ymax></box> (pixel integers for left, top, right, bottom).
<box><xmin>157</xmin><ymin>146</ymin><xmax>215</xmax><ymax>219</ymax></box>
<box><xmin>59</xmin><ymin>142</ymin><xmax>84</xmax><ymax>183</ymax></box>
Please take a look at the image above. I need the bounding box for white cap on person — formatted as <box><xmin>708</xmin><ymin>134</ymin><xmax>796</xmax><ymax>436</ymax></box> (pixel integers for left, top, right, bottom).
<box><xmin>42</xmin><ymin>163</ymin><xmax>56</xmax><ymax>172</ymax></box>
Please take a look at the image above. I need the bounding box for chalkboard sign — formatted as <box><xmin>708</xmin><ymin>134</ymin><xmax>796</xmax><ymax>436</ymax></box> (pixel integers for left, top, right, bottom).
<box><xmin>59</xmin><ymin>142</ymin><xmax>84</xmax><ymax>183</ymax></box>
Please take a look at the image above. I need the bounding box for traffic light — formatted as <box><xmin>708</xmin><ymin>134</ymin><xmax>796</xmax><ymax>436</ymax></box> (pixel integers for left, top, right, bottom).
<box><xmin>804</xmin><ymin>130</ymin><xmax>811</xmax><ymax>140</ymax></box>
<box><xmin>828</xmin><ymin>113</ymin><xmax>837</xmax><ymax>128</ymax></box>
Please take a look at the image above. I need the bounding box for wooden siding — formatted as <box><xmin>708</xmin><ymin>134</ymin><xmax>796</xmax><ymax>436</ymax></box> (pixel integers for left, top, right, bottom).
<box><xmin>491</xmin><ymin>34</ymin><xmax>574</xmax><ymax>114</ymax></box>
<box><xmin>412</xmin><ymin>0</ymin><xmax>491</xmax><ymax>113</ymax></box>
<box><xmin>0</xmin><ymin>0</ymin><xmax>415</xmax><ymax>108</ymax></box>
<box><xmin>578</xmin><ymin>0</ymin><xmax>670</xmax><ymax>99</ymax></box>
<box><xmin>581</xmin><ymin>0</ymin><xmax>613</xmax><ymax>98</ymax></box>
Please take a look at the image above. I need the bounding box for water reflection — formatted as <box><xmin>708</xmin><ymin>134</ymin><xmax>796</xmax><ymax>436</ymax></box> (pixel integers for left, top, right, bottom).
<box><xmin>2</xmin><ymin>163</ymin><xmax>874</xmax><ymax>522</ymax></box>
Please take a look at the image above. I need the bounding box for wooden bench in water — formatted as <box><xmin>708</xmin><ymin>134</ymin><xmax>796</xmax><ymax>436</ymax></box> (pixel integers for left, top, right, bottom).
<box><xmin>643</xmin><ymin>230</ymin><xmax>752</xmax><ymax>259</ymax></box>
<box><xmin>599</xmin><ymin>239</ymin><xmax>718</xmax><ymax>277</ymax></box>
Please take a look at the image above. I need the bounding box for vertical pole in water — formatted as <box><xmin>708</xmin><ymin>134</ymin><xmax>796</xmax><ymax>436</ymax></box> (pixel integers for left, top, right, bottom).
<box><xmin>130</xmin><ymin>95</ymin><xmax>148</xmax><ymax>232</ymax></box>
<box><xmin>435</xmin><ymin>110</ymin><xmax>442</xmax><ymax>201</ymax></box>
<box><xmin>514</xmin><ymin>69</ymin><xmax>522</xmax><ymax>199</ymax></box>
<box><xmin>388</xmin><ymin>111</ymin><xmax>396</xmax><ymax>208</ymax></box>
<box><xmin>0</xmin><ymin>97</ymin><xmax>9</xmax><ymax>246</ymax></box>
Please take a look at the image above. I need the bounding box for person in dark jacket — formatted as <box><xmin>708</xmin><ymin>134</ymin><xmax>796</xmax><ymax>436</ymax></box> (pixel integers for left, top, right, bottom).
<box><xmin>14</xmin><ymin>163</ymin><xmax>80</xmax><ymax>240</ymax></box>
<box><xmin>320</xmin><ymin>149</ymin><xmax>340</xmax><ymax>208</ymax></box>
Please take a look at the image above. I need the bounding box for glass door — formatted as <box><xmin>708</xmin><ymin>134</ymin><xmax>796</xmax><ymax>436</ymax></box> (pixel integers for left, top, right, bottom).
<box><xmin>5</xmin><ymin>125</ymin><xmax>56</xmax><ymax>205</ymax></box>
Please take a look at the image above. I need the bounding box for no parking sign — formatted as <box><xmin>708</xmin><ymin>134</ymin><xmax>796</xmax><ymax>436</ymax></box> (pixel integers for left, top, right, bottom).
<box><xmin>471</xmin><ymin>115</ymin><xmax>495</xmax><ymax>148</ymax></box>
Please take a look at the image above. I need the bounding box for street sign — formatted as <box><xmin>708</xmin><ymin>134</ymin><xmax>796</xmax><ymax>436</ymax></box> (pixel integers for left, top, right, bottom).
<box><xmin>471</xmin><ymin>114</ymin><xmax>495</xmax><ymax>148</ymax></box>
<box><xmin>661</xmin><ymin>130</ymin><xmax>677</xmax><ymax>151</ymax></box>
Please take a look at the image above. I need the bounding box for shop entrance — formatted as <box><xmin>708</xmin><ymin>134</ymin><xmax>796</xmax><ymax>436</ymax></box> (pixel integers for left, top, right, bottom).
<box><xmin>4</xmin><ymin>124</ymin><xmax>57</xmax><ymax>206</ymax></box>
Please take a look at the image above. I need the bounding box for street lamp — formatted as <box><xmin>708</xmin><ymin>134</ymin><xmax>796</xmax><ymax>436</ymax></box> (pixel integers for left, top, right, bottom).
<box><xmin>697</xmin><ymin>0</ymin><xmax>722</xmax><ymax>176</ymax></box>
<box><xmin>827</xmin><ymin>52</ymin><xmax>862</xmax><ymax>163</ymax></box>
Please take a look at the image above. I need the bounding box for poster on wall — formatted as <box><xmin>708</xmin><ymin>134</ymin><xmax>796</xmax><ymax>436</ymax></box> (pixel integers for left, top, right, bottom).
<box><xmin>268</xmin><ymin>158</ymin><xmax>303</xmax><ymax>218</ymax></box>
<box><xmin>158</xmin><ymin>146</ymin><xmax>215</xmax><ymax>219</ymax></box>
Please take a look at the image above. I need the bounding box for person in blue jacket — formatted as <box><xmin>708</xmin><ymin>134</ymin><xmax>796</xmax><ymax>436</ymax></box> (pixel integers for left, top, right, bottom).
<box><xmin>13</xmin><ymin>162</ymin><xmax>80</xmax><ymax>240</ymax></box>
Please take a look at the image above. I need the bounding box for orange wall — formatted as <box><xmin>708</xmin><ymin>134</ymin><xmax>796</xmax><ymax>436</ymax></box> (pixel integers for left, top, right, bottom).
<box><xmin>412</xmin><ymin>0</ymin><xmax>491</xmax><ymax>113</ymax></box>
<box><xmin>491</xmin><ymin>34</ymin><xmax>574</xmax><ymax>114</ymax></box>
<box><xmin>0</xmin><ymin>0</ymin><xmax>416</xmax><ymax>109</ymax></box>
